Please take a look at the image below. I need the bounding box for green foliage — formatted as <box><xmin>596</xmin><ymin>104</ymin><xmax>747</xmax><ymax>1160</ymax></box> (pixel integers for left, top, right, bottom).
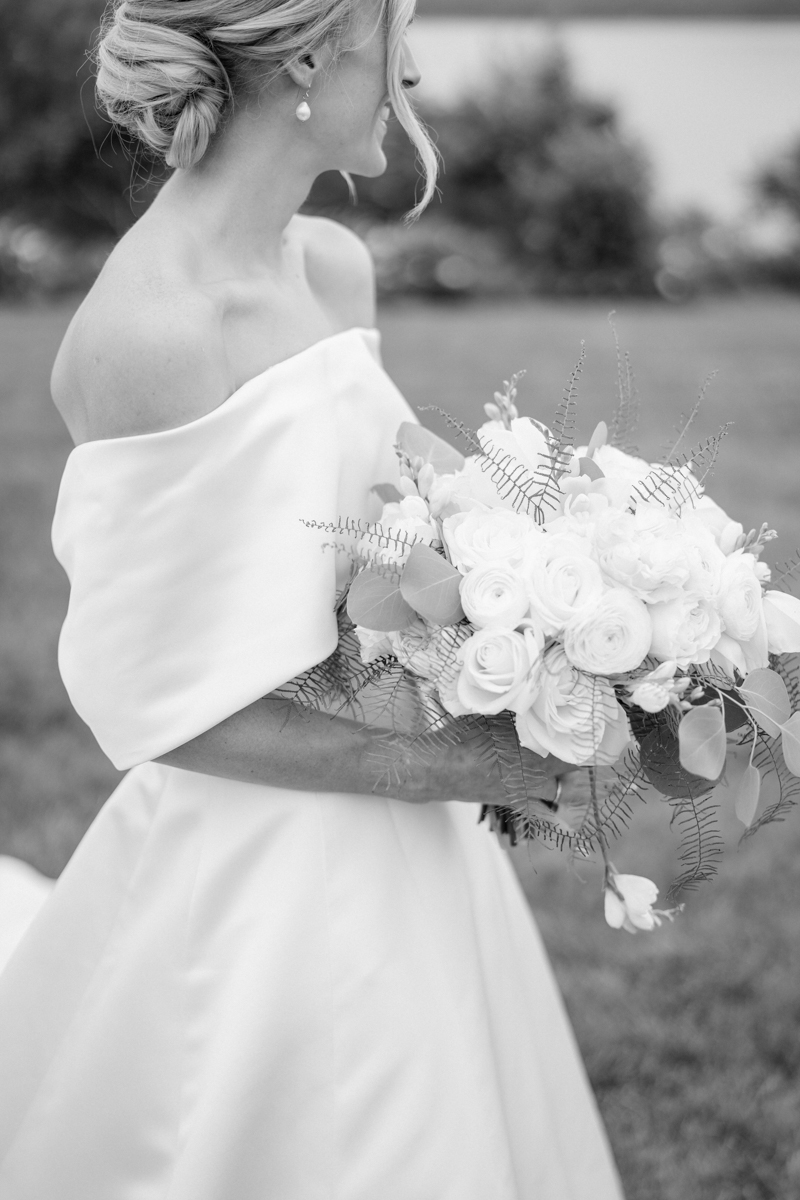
<box><xmin>0</xmin><ymin>0</ymin><xmax>161</xmax><ymax>238</ymax></box>
<box><xmin>311</xmin><ymin>50</ymin><xmax>658</xmax><ymax>295</ymax></box>
<box><xmin>756</xmin><ymin>137</ymin><xmax>800</xmax><ymax>227</ymax></box>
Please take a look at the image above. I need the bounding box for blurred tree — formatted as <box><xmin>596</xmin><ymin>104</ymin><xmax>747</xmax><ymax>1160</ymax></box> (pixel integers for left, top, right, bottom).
<box><xmin>756</xmin><ymin>138</ymin><xmax>800</xmax><ymax>228</ymax></box>
<box><xmin>310</xmin><ymin>50</ymin><xmax>658</xmax><ymax>294</ymax></box>
<box><xmin>0</xmin><ymin>0</ymin><xmax>160</xmax><ymax>238</ymax></box>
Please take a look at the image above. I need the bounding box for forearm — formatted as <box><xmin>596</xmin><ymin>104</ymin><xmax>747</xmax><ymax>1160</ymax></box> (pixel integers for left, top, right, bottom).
<box><xmin>156</xmin><ymin>694</ymin><xmax>489</xmax><ymax>803</ymax></box>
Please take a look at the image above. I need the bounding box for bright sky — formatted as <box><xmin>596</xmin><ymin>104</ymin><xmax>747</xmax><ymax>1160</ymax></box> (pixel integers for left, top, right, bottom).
<box><xmin>409</xmin><ymin>19</ymin><xmax>800</xmax><ymax>220</ymax></box>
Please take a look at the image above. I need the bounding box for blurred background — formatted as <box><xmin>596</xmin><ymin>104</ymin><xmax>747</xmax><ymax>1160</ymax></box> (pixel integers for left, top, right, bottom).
<box><xmin>1</xmin><ymin>1</ymin><xmax>800</xmax><ymax>1197</ymax></box>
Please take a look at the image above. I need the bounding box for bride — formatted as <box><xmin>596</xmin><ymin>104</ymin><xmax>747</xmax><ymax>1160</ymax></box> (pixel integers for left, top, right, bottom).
<box><xmin>0</xmin><ymin>1</ymin><xmax>625</xmax><ymax>1196</ymax></box>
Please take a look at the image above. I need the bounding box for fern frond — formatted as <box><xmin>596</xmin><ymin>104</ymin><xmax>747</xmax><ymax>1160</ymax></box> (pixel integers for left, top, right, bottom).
<box><xmin>771</xmin><ymin>550</ymin><xmax>800</xmax><ymax>594</ymax></box>
<box><xmin>419</xmin><ymin>406</ymin><xmax>549</xmax><ymax>521</ymax></box>
<box><xmin>302</xmin><ymin>517</ymin><xmax>418</xmax><ymax>560</ymax></box>
<box><xmin>666</xmin><ymin>788</ymin><xmax>723</xmax><ymax>900</ymax></box>
<box><xmin>742</xmin><ymin>733</ymin><xmax>800</xmax><ymax>838</ymax></box>
<box><xmin>526</xmin><ymin>345</ymin><xmax>583</xmax><ymax>513</ymax></box>
<box><xmin>607</xmin><ymin>316</ymin><xmax>640</xmax><ymax>455</ymax></box>
<box><xmin>663</xmin><ymin>372</ymin><xmax>717</xmax><ymax>464</ymax></box>
<box><xmin>630</xmin><ymin>426</ymin><xmax>730</xmax><ymax>515</ymax></box>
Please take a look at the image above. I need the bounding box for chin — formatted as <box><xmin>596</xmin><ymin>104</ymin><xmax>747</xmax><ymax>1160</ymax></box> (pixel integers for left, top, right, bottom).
<box><xmin>355</xmin><ymin>150</ymin><xmax>389</xmax><ymax>180</ymax></box>
<box><xmin>340</xmin><ymin>131</ymin><xmax>389</xmax><ymax>180</ymax></box>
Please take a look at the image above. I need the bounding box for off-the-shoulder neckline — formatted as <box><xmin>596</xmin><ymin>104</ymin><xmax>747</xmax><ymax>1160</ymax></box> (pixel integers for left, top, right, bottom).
<box><xmin>68</xmin><ymin>325</ymin><xmax>379</xmax><ymax>454</ymax></box>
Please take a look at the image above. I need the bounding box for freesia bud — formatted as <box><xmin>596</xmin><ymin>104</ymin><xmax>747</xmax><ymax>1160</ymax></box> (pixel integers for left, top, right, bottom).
<box><xmin>484</xmin><ymin>403</ymin><xmax>502</xmax><ymax>421</ymax></box>
<box><xmin>398</xmin><ymin>476</ymin><xmax>419</xmax><ymax>498</ymax></box>
<box><xmin>416</xmin><ymin>463</ymin><xmax>436</xmax><ymax>500</ymax></box>
<box><xmin>604</xmin><ymin>872</ymin><xmax>663</xmax><ymax>933</ymax></box>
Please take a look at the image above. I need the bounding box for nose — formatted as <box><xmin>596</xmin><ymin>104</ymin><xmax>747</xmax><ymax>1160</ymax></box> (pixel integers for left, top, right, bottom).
<box><xmin>401</xmin><ymin>39</ymin><xmax>421</xmax><ymax>91</ymax></box>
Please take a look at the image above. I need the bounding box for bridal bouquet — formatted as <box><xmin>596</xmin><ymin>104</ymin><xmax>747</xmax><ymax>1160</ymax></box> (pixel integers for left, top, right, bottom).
<box><xmin>289</xmin><ymin>347</ymin><xmax>800</xmax><ymax>932</ymax></box>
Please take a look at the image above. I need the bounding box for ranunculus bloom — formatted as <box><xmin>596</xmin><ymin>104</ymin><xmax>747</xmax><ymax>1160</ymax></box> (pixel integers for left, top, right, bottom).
<box><xmin>460</xmin><ymin>564</ymin><xmax>530</xmax><ymax>630</ymax></box>
<box><xmin>604</xmin><ymin>873</ymin><xmax>662</xmax><ymax>933</ymax></box>
<box><xmin>563</xmin><ymin>588</ymin><xmax>653</xmax><ymax>675</ymax></box>
<box><xmin>681</xmin><ymin>516</ymin><xmax>727</xmax><ymax>604</ymax></box>
<box><xmin>718</xmin><ymin>551</ymin><xmax>764</xmax><ymax>642</ymax></box>
<box><xmin>525</xmin><ymin>537</ymin><xmax>605</xmax><ymax>636</ymax></box>
<box><xmin>447</xmin><ymin>627</ymin><xmax>542</xmax><ymax>717</ymax></box>
<box><xmin>365</xmin><ymin>495</ymin><xmax>438</xmax><ymax>566</ymax></box>
<box><xmin>762</xmin><ymin>590</ymin><xmax>800</xmax><ymax>654</ymax></box>
<box><xmin>442</xmin><ymin>508</ymin><xmax>540</xmax><ymax>575</ymax></box>
<box><xmin>693</xmin><ymin>495</ymin><xmax>745</xmax><ymax>555</ymax></box>
<box><xmin>515</xmin><ymin>646</ymin><xmax>631</xmax><ymax>766</ymax></box>
<box><xmin>649</xmin><ymin>595</ymin><xmax>722</xmax><ymax>666</ymax></box>
<box><xmin>593</xmin><ymin>504</ymin><xmax>690</xmax><ymax>603</ymax></box>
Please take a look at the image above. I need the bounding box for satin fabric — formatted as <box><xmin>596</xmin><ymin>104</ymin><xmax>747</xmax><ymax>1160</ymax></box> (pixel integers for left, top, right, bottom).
<box><xmin>0</xmin><ymin>328</ymin><xmax>624</xmax><ymax>1199</ymax></box>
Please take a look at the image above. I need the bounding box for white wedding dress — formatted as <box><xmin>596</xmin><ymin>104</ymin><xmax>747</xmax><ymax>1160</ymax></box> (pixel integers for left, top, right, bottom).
<box><xmin>0</xmin><ymin>328</ymin><xmax>624</xmax><ymax>1199</ymax></box>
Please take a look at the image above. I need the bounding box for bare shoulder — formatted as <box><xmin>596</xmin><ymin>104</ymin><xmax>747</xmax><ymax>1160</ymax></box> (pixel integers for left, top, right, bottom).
<box><xmin>298</xmin><ymin>216</ymin><xmax>376</xmax><ymax>330</ymax></box>
<box><xmin>51</xmin><ymin>248</ymin><xmax>229</xmax><ymax>445</ymax></box>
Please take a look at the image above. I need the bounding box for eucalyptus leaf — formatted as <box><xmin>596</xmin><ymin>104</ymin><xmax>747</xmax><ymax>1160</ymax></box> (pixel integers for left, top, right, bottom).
<box><xmin>740</xmin><ymin>668</ymin><xmax>792</xmax><ymax>738</ymax></box>
<box><xmin>346</xmin><ymin>567</ymin><xmax>416</xmax><ymax>633</ymax></box>
<box><xmin>397</xmin><ymin>422</ymin><xmax>465</xmax><ymax>474</ymax></box>
<box><xmin>399</xmin><ymin>543</ymin><xmax>465</xmax><ymax>626</ymax></box>
<box><xmin>585</xmin><ymin>420</ymin><xmax>608</xmax><ymax>458</ymax></box>
<box><xmin>733</xmin><ymin>765</ymin><xmax>761</xmax><ymax>828</ymax></box>
<box><xmin>781</xmin><ymin>712</ymin><xmax>800</xmax><ymax>778</ymax></box>
<box><xmin>371</xmin><ymin>483</ymin><xmax>404</xmax><ymax>505</ymax></box>
<box><xmin>678</xmin><ymin>705</ymin><xmax>727</xmax><ymax>781</ymax></box>
<box><xmin>576</xmin><ymin>456</ymin><xmax>605</xmax><ymax>481</ymax></box>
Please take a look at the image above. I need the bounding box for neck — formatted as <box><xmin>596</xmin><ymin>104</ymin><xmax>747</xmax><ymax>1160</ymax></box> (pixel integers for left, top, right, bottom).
<box><xmin>154</xmin><ymin>98</ymin><xmax>319</xmax><ymax>276</ymax></box>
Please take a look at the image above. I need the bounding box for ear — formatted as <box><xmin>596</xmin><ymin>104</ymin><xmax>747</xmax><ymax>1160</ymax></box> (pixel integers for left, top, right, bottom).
<box><xmin>285</xmin><ymin>53</ymin><xmax>318</xmax><ymax>92</ymax></box>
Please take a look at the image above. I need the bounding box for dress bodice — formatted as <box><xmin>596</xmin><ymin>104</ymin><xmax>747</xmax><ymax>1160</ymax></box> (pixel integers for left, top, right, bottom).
<box><xmin>52</xmin><ymin>327</ymin><xmax>414</xmax><ymax>769</ymax></box>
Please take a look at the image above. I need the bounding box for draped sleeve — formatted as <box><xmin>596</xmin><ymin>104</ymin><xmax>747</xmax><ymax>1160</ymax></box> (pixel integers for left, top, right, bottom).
<box><xmin>51</xmin><ymin>328</ymin><xmax>412</xmax><ymax>770</ymax></box>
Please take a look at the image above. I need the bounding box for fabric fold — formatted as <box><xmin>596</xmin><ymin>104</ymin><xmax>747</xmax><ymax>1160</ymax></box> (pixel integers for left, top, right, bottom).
<box><xmin>52</xmin><ymin>328</ymin><xmax>409</xmax><ymax>769</ymax></box>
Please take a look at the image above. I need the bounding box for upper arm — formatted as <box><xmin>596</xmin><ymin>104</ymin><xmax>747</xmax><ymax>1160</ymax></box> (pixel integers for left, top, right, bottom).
<box><xmin>301</xmin><ymin>217</ymin><xmax>377</xmax><ymax>331</ymax></box>
<box><xmin>52</xmin><ymin>284</ymin><xmax>229</xmax><ymax>443</ymax></box>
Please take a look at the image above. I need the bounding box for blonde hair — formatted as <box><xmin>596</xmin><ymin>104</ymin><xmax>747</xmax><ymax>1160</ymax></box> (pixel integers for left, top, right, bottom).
<box><xmin>95</xmin><ymin>0</ymin><xmax>437</xmax><ymax>214</ymax></box>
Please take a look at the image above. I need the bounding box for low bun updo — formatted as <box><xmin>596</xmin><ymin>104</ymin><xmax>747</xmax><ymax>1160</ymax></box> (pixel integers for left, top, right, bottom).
<box><xmin>97</xmin><ymin>6</ymin><xmax>233</xmax><ymax>169</ymax></box>
<box><xmin>95</xmin><ymin>0</ymin><xmax>437</xmax><ymax>211</ymax></box>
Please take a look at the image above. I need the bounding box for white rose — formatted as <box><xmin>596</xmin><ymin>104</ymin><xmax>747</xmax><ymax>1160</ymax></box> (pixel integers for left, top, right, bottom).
<box><xmin>515</xmin><ymin>645</ymin><xmax>631</xmax><ymax>766</ymax></box>
<box><xmin>526</xmin><ymin>541</ymin><xmax>605</xmax><ymax>636</ymax></box>
<box><xmin>693</xmin><ymin>494</ymin><xmax>745</xmax><ymax>555</ymax></box>
<box><xmin>563</xmin><ymin>588</ymin><xmax>653</xmax><ymax>675</ymax></box>
<box><xmin>460</xmin><ymin>564</ymin><xmax>530</xmax><ymax>630</ymax></box>
<box><xmin>649</xmin><ymin>595</ymin><xmax>722</xmax><ymax>666</ymax></box>
<box><xmin>446</xmin><ymin>626</ymin><xmax>542</xmax><ymax>717</ymax></box>
<box><xmin>365</xmin><ymin>495</ymin><xmax>438</xmax><ymax>566</ymax></box>
<box><xmin>763</xmin><ymin>590</ymin><xmax>800</xmax><ymax>654</ymax></box>
<box><xmin>442</xmin><ymin>508</ymin><xmax>541</xmax><ymax>574</ymax></box>
<box><xmin>426</xmin><ymin>456</ymin><xmax>508</xmax><ymax>518</ymax></box>
<box><xmin>718</xmin><ymin>551</ymin><xmax>764</xmax><ymax>642</ymax></box>
<box><xmin>604</xmin><ymin>873</ymin><xmax>662</xmax><ymax>933</ymax></box>
<box><xmin>593</xmin><ymin>504</ymin><xmax>690</xmax><ymax>603</ymax></box>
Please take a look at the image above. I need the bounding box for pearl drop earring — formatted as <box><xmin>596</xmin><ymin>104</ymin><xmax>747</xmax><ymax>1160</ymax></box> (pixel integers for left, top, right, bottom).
<box><xmin>296</xmin><ymin>89</ymin><xmax>311</xmax><ymax>122</ymax></box>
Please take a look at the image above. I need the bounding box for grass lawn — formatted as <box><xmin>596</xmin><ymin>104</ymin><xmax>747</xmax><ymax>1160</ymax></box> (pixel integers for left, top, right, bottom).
<box><xmin>2</xmin><ymin>293</ymin><xmax>800</xmax><ymax>1198</ymax></box>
